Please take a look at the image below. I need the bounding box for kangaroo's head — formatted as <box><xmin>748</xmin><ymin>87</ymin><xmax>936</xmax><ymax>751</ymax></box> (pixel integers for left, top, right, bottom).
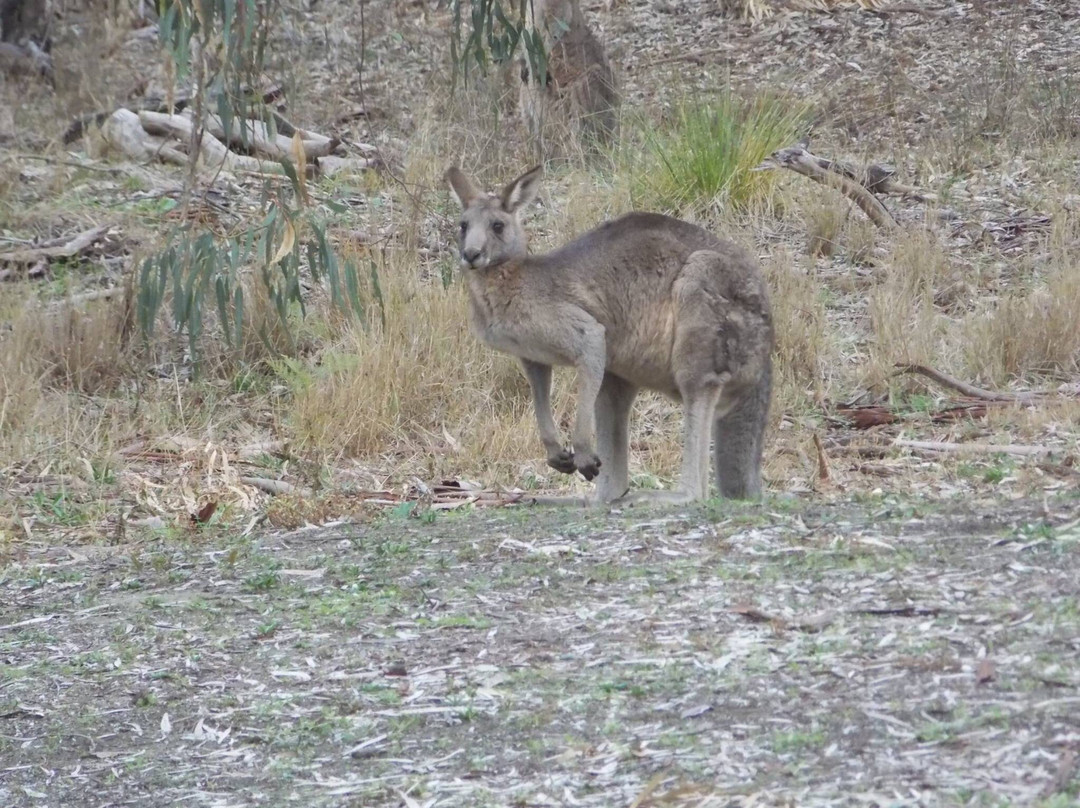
<box><xmin>445</xmin><ymin>165</ymin><xmax>543</xmax><ymax>270</ymax></box>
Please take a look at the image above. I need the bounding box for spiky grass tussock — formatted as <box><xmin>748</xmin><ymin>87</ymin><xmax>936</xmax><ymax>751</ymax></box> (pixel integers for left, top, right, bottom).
<box><xmin>630</xmin><ymin>91</ymin><xmax>809</xmax><ymax>216</ymax></box>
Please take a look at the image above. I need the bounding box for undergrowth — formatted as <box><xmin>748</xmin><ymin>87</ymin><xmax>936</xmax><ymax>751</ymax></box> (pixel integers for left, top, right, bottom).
<box><xmin>630</xmin><ymin>91</ymin><xmax>809</xmax><ymax>215</ymax></box>
<box><xmin>1</xmin><ymin>13</ymin><xmax>1079</xmax><ymax>534</ymax></box>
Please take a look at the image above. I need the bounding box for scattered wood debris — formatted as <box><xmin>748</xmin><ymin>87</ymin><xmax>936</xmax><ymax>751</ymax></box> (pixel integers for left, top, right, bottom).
<box><xmin>895</xmin><ymin>363</ymin><xmax>1062</xmax><ymax>403</ymax></box>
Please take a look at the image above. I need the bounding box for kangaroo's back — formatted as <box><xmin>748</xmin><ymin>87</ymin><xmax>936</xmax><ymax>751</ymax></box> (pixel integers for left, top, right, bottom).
<box><xmin>533</xmin><ymin>212</ymin><xmax>766</xmax><ymax>326</ymax></box>
<box><xmin>522</xmin><ymin>212</ymin><xmax>769</xmax><ymax>396</ymax></box>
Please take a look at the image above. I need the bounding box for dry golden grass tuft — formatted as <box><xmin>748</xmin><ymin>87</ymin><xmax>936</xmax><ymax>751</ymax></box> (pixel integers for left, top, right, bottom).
<box><xmin>960</xmin><ymin>252</ymin><xmax>1080</xmax><ymax>385</ymax></box>
<box><xmin>864</xmin><ymin>230</ymin><xmax>954</xmax><ymax>389</ymax></box>
<box><xmin>282</xmin><ymin>250</ymin><xmax>575</xmax><ymax>485</ymax></box>
<box><xmin>803</xmin><ymin>199</ymin><xmax>847</xmax><ymax>259</ymax></box>
<box><xmin>1</xmin><ymin>289</ymin><xmax>129</xmax><ymax>445</ymax></box>
<box><xmin>764</xmin><ymin>251</ymin><xmax>829</xmax><ymax>410</ymax></box>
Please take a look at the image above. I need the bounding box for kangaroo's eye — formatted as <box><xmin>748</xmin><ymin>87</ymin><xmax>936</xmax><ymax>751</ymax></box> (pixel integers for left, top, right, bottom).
<box><xmin>492</xmin><ymin>221</ymin><xmax>505</xmax><ymax>235</ymax></box>
<box><xmin>459</xmin><ymin>221</ymin><xmax>468</xmax><ymax>234</ymax></box>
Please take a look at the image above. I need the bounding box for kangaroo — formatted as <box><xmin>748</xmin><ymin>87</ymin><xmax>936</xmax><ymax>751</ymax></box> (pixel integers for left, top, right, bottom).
<box><xmin>445</xmin><ymin>165</ymin><xmax>774</xmax><ymax>504</ymax></box>
<box><xmin>518</xmin><ymin>0</ymin><xmax>619</xmax><ymax>155</ymax></box>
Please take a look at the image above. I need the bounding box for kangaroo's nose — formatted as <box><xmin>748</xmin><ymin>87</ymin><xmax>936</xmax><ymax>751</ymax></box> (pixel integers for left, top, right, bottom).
<box><xmin>463</xmin><ymin>248</ymin><xmax>482</xmax><ymax>265</ymax></box>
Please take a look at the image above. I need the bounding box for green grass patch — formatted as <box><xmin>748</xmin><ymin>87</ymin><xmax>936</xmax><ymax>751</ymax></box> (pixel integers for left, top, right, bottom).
<box><xmin>630</xmin><ymin>90</ymin><xmax>809</xmax><ymax>215</ymax></box>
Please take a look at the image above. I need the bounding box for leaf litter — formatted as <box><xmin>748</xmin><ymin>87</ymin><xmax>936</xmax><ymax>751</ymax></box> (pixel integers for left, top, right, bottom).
<box><xmin>3</xmin><ymin>496</ymin><xmax>1079</xmax><ymax>806</ymax></box>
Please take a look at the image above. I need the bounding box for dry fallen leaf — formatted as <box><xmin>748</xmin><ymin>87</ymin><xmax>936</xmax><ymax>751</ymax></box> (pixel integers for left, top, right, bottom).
<box><xmin>730</xmin><ymin>603</ymin><xmax>780</xmax><ymax>625</ymax></box>
<box><xmin>975</xmin><ymin>658</ymin><xmax>996</xmax><ymax>685</ymax></box>
<box><xmin>192</xmin><ymin>500</ymin><xmax>218</xmax><ymax>524</ymax></box>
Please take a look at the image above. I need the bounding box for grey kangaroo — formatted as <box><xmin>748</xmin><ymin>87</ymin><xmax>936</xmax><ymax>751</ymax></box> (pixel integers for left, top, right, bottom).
<box><xmin>445</xmin><ymin>165</ymin><xmax>774</xmax><ymax>504</ymax></box>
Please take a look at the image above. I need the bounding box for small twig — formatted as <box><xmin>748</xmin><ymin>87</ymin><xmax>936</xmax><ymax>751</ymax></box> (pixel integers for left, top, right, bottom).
<box><xmin>240</xmin><ymin>476</ymin><xmax>313</xmax><ymax>497</ymax></box>
<box><xmin>813</xmin><ymin>432</ymin><xmax>832</xmax><ymax>484</ymax></box>
<box><xmin>0</xmin><ymin>224</ymin><xmax>112</xmax><ymax>265</ymax></box>
<box><xmin>895</xmin><ymin>363</ymin><xmax>1049</xmax><ymax>403</ymax></box>
<box><xmin>0</xmin><ymin>615</ymin><xmax>56</xmax><ymax>632</ymax></box>
<box><xmin>14</xmin><ymin>153</ymin><xmax>130</xmax><ymax>175</ymax></box>
<box><xmin>639</xmin><ymin>47</ymin><xmax>732</xmax><ymax>69</ymax></box>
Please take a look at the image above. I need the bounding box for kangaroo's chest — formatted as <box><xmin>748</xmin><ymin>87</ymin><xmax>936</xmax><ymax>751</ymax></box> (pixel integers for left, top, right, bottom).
<box><xmin>467</xmin><ymin>279</ymin><xmax>570</xmax><ymax>366</ymax></box>
<box><xmin>470</xmin><ymin>306</ymin><xmax>568</xmax><ymax>366</ymax></box>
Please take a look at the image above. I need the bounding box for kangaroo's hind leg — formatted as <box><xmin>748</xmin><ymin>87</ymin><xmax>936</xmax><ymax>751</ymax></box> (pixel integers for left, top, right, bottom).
<box><xmin>594</xmin><ymin>372</ymin><xmax>637</xmax><ymax>502</ymax></box>
<box><xmin>621</xmin><ymin>253</ymin><xmax>733</xmax><ymax>506</ymax></box>
<box><xmin>714</xmin><ymin>355</ymin><xmax>771</xmax><ymax>500</ymax></box>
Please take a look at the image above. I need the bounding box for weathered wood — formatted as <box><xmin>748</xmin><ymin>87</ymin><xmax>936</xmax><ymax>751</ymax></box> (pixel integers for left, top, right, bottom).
<box><xmin>199</xmin><ymin>111</ymin><xmax>340</xmax><ymax>160</ymax></box>
<box><xmin>755</xmin><ymin>143</ymin><xmax>899</xmax><ymax>229</ymax></box>
<box><xmin>0</xmin><ymin>224</ymin><xmax>111</xmax><ymax>265</ymax></box>
<box><xmin>895</xmin><ymin>363</ymin><xmax>1051</xmax><ymax>403</ymax></box>
<box><xmin>894</xmin><ymin>439</ymin><xmax>1058</xmax><ymax>457</ymax></box>
<box><xmin>138</xmin><ymin>110</ymin><xmax>292</xmax><ymax>176</ymax></box>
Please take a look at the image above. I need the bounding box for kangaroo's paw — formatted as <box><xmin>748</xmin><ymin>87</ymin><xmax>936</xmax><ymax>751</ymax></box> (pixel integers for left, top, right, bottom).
<box><xmin>574</xmin><ymin>452</ymin><xmax>602</xmax><ymax>481</ymax></box>
<box><xmin>546</xmin><ymin>449</ymin><xmax>577</xmax><ymax>475</ymax></box>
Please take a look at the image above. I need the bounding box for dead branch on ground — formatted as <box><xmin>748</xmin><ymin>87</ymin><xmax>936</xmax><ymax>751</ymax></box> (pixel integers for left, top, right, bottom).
<box><xmin>895</xmin><ymin>363</ymin><xmax>1056</xmax><ymax>403</ymax></box>
<box><xmin>754</xmin><ymin>141</ymin><xmax>899</xmax><ymax>230</ymax></box>
<box><xmin>201</xmin><ymin>112</ymin><xmax>340</xmax><ymax>160</ymax></box>
<box><xmin>893</xmin><ymin>439</ymin><xmax>1059</xmax><ymax>458</ymax></box>
<box><xmin>97</xmin><ymin>107</ymin><xmax>372</xmax><ymax>179</ymax></box>
<box><xmin>0</xmin><ymin>225</ymin><xmax>112</xmax><ymax>281</ymax></box>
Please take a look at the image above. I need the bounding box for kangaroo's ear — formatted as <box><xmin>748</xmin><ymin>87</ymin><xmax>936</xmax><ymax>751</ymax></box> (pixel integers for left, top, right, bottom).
<box><xmin>500</xmin><ymin>165</ymin><xmax>543</xmax><ymax>214</ymax></box>
<box><xmin>445</xmin><ymin>166</ymin><xmax>480</xmax><ymax>209</ymax></box>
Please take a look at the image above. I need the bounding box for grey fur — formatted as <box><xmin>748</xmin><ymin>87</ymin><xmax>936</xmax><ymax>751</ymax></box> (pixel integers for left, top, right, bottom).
<box><xmin>446</xmin><ymin>165</ymin><xmax>774</xmax><ymax>505</ymax></box>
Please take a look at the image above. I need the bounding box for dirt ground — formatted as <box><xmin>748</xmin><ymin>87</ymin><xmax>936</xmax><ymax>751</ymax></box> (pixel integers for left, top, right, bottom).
<box><xmin>3</xmin><ymin>0</ymin><xmax>1080</xmax><ymax>805</ymax></box>
<box><xmin>3</xmin><ymin>493</ymin><xmax>1080</xmax><ymax>806</ymax></box>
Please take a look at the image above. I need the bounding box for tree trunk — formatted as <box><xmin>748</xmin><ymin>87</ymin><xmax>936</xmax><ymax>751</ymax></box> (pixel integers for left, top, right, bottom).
<box><xmin>1</xmin><ymin>0</ymin><xmax>51</xmax><ymax>48</ymax></box>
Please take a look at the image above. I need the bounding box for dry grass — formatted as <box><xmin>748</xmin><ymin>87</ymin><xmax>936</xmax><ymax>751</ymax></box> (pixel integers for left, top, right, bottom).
<box><xmin>863</xmin><ymin>230</ymin><xmax>954</xmax><ymax>389</ymax></box>
<box><xmin>961</xmin><ymin>256</ymin><xmax>1080</xmax><ymax>386</ymax></box>
<box><xmin>2</xmin><ymin>2</ymin><xmax>1079</xmax><ymax>537</ymax></box>
<box><xmin>803</xmin><ymin>198</ymin><xmax>846</xmax><ymax>259</ymax></box>
<box><xmin>765</xmin><ymin>251</ymin><xmax>829</xmax><ymax>410</ymax></box>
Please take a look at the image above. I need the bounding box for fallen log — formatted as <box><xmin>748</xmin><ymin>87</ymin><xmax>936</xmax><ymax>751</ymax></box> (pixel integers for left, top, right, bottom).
<box><xmin>895</xmin><ymin>363</ymin><xmax>1050</xmax><ymax>403</ymax></box>
<box><xmin>199</xmin><ymin>111</ymin><xmax>340</xmax><ymax>160</ymax></box>
<box><xmin>0</xmin><ymin>224</ymin><xmax>111</xmax><ymax>266</ymax></box>
<box><xmin>101</xmin><ymin>108</ymin><xmax>179</xmax><ymax>163</ymax></box>
<box><xmin>138</xmin><ymin>110</ymin><xmax>295</xmax><ymax>176</ymax></box>
<box><xmin>755</xmin><ymin>142</ymin><xmax>899</xmax><ymax>230</ymax></box>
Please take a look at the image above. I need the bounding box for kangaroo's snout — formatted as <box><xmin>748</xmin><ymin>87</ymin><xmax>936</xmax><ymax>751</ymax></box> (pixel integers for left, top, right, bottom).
<box><xmin>462</xmin><ymin>247</ymin><xmax>483</xmax><ymax>267</ymax></box>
